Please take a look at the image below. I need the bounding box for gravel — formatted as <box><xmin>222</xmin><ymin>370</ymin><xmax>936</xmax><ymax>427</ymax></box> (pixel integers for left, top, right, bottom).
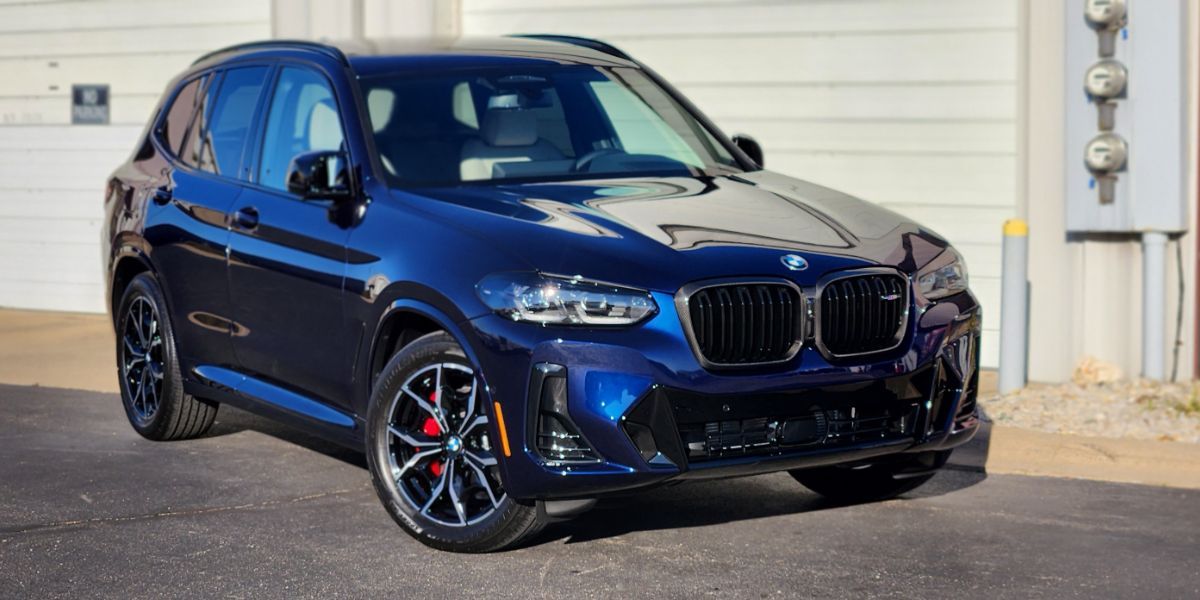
<box><xmin>983</xmin><ymin>378</ymin><xmax>1200</xmax><ymax>443</ymax></box>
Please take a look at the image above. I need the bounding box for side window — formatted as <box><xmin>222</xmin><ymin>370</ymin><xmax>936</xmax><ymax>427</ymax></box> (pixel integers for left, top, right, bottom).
<box><xmin>182</xmin><ymin>66</ymin><xmax>269</xmax><ymax>179</ymax></box>
<box><xmin>257</xmin><ymin>67</ymin><xmax>346</xmax><ymax>192</ymax></box>
<box><xmin>159</xmin><ymin>75</ymin><xmax>205</xmax><ymax>155</ymax></box>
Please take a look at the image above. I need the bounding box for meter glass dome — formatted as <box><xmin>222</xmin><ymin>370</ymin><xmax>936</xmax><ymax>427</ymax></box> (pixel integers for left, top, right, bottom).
<box><xmin>1084</xmin><ymin>60</ymin><xmax>1127</xmax><ymax>98</ymax></box>
<box><xmin>1085</xmin><ymin>0</ymin><xmax>1127</xmax><ymax>27</ymax></box>
<box><xmin>1085</xmin><ymin>133</ymin><xmax>1128</xmax><ymax>172</ymax></box>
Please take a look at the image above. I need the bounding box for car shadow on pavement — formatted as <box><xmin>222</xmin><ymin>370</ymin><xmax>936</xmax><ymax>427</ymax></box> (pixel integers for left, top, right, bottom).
<box><xmin>204</xmin><ymin>405</ymin><xmax>368</xmax><ymax>469</ymax></box>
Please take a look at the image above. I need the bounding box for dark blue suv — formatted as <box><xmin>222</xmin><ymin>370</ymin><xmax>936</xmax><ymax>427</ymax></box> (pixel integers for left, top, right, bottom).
<box><xmin>103</xmin><ymin>37</ymin><xmax>981</xmax><ymax>552</ymax></box>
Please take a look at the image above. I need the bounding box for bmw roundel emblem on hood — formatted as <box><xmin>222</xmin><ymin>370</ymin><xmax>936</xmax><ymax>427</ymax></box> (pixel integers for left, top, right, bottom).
<box><xmin>780</xmin><ymin>254</ymin><xmax>809</xmax><ymax>271</ymax></box>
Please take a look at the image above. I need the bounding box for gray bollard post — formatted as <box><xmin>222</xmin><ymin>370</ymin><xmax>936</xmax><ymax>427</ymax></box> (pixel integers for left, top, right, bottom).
<box><xmin>999</xmin><ymin>219</ymin><xmax>1029</xmax><ymax>394</ymax></box>
<box><xmin>1142</xmin><ymin>231</ymin><xmax>1168</xmax><ymax>381</ymax></box>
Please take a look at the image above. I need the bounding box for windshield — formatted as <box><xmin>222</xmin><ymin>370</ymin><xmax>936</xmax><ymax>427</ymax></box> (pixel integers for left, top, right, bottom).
<box><xmin>359</xmin><ymin>65</ymin><xmax>742</xmax><ymax>186</ymax></box>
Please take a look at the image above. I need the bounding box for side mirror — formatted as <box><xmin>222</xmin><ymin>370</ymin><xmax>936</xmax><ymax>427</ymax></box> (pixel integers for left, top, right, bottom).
<box><xmin>286</xmin><ymin>150</ymin><xmax>353</xmax><ymax>200</ymax></box>
<box><xmin>732</xmin><ymin>134</ymin><xmax>763</xmax><ymax>168</ymax></box>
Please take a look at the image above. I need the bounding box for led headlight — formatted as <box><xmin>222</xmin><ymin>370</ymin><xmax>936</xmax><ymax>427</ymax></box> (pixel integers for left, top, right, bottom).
<box><xmin>916</xmin><ymin>249</ymin><xmax>968</xmax><ymax>301</ymax></box>
<box><xmin>476</xmin><ymin>273</ymin><xmax>657</xmax><ymax>326</ymax></box>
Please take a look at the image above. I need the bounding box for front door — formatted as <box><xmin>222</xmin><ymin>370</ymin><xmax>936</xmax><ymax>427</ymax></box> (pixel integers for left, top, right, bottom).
<box><xmin>227</xmin><ymin>65</ymin><xmax>355</xmax><ymax>408</ymax></box>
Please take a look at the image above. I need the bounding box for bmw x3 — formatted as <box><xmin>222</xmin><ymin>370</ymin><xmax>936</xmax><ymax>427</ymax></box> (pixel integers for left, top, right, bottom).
<box><xmin>103</xmin><ymin>36</ymin><xmax>981</xmax><ymax>552</ymax></box>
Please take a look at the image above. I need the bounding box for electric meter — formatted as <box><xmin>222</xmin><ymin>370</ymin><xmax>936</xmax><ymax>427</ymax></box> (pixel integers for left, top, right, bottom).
<box><xmin>1084</xmin><ymin>59</ymin><xmax>1128</xmax><ymax>98</ymax></box>
<box><xmin>1085</xmin><ymin>0</ymin><xmax>1127</xmax><ymax>30</ymax></box>
<box><xmin>1084</xmin><ymin>133</ymin><xmax>1128</xmax><ymax>172</ymax></box>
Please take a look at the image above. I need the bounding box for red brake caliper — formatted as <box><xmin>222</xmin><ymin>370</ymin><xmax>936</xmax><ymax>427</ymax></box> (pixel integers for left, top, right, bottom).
<box><xmin>424</xmin><ymin>390</ymin><xmax>443</xmax><ymax>477</ymax></box>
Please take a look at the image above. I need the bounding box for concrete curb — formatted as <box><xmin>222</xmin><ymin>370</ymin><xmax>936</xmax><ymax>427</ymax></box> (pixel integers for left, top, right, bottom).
<box><xmin>984</xmin><ymin>424</ymin><xmax>1200</xmax><ymax>490</ymax></box>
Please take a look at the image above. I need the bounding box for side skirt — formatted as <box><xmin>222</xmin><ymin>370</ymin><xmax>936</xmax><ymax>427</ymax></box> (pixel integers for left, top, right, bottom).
<box><xmin>186</xmin><ymin>365</ymin><xmax>364</xmax><ymax>450</ymax></box>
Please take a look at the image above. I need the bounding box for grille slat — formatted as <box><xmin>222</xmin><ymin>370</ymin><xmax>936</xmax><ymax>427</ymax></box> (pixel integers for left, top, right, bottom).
<box><xmin>818</xmin><ymin>273</ymin><xmax>908</xmax><ymax>356</ymax></box>
<box><xmin>687</xmin><ymin>283</ymin><xmax>802</xmax><ymax>366</ymax></box>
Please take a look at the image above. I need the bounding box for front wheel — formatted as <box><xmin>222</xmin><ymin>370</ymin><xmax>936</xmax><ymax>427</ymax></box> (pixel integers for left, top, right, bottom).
<box><xmin>365</xmin><ymin>331</ymin><xmax>543</xmax><ymax>552</ymax></box>
<box><xmin>790</xmin><ymin>450</ymin><xmax>950</xmax><ymax>503</ymax></box>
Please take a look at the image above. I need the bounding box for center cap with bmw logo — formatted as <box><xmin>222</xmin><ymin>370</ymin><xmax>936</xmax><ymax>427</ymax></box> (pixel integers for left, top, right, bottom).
<box><xmin>780</xmin><ymin>254</ymin><xmax>808</xmax><ymax>271</ymax></box>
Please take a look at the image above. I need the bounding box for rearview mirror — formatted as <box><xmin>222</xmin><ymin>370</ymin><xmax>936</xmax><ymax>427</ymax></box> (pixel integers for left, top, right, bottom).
<box><xmin>732</xmin><ymin>134</ymin><xmax>763</xmax><ymax>168</ymax></box>
<box><xmin>286</xmin><ymin>150</ymin><xmax>352</xmax><ymax>200</ymax></box>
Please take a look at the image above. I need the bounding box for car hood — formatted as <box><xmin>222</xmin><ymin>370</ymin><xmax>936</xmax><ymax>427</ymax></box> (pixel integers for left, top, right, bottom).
<box><xmin>393</xmin><ymin>170</ymin><xmax>950</xmax><ymax>293</ymax></box>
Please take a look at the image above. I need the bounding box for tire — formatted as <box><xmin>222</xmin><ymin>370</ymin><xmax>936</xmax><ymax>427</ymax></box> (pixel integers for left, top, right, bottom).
<box><xmin>789</xmin><ymin>450</ymin><xmax>950</xmax><ymax>504</ymax></box>
<box><xmin>115</xmin><ymin>273</ymin><xmax>218</xmax><ymax>440</ymax></box>
<box><xmin>366</xmin><ymin>331</ymin><xmax>543</xmax><ymax>553</ymax></box>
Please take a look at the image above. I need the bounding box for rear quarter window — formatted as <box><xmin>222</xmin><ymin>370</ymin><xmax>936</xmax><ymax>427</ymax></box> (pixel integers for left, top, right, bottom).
<box><xmin>158</xmin><ymin>75</ymin><xmax>205</xmax><ymax>156</ymax></box>
<box><xmin>181</xmin><ymin>66</ymin><xmax>270</xmax><ymax>180</ymax></box>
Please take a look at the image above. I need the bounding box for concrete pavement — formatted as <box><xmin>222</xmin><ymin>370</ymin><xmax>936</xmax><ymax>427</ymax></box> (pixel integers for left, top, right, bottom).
<box><xmin>2</xmin><ymin>383</ymin><xmax>1198</xmax><ymax>599</ymax></box>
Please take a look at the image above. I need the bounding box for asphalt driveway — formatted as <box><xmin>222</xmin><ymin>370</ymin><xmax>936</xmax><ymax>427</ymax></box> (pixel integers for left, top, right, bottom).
<box><xmin>2</xmin><ymin>383</ymin><xmax>1197</xmax><ymax>599</ymax></box>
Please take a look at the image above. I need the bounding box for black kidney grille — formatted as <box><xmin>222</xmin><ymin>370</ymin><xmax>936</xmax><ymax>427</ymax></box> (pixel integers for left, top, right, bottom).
<box><xmin>687</xmin><ymin>283</ymin><xmax>802</xmax><ymax>365</ymax></box>
<box><xmin>819</xmin><ymin>274</ymin><xmax>908</xmax><ymax>356</ymax></box>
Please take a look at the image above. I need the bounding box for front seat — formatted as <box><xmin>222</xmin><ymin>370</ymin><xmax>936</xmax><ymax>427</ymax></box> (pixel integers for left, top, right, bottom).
<box><xmin>460</xmin><ymin>108</ymin><xmax>564</xmax><ymax>181</ymax></box>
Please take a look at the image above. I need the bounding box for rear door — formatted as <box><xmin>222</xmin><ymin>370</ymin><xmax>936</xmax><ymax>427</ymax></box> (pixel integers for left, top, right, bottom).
<box><xmin>226</xmin><ymin>63</ymin><xmax>356</xmax><ymax>409</ymax></box>
<box><xmin>147</xmin><ymin>66</ymin><xmax>269</xmax><ymax>368</ymax></box>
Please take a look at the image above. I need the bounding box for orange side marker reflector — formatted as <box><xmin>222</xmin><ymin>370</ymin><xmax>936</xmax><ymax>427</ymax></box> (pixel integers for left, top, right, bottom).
<box><xmin>493</xmin><ymin>401</ymin><xmax>512</xmax><ymax>457</ymax></box>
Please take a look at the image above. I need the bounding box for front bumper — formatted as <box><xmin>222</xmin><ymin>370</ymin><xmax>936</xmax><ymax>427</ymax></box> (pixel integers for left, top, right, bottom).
<box><xmin>465</xmin><ymin>289</ymin><xmax>981</xmax><ymax>500</ymax></box>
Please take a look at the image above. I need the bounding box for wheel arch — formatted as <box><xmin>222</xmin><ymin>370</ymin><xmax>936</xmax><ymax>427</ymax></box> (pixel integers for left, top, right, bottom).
<box><xmin>366</xmin><ymin>297</ymin><xmax>487</xmax><ymax>396</ymax></box>
<box><xmin>108</xmin><ymin>246</ymin><xmax>156</xmax><ymax>328</ymax></box>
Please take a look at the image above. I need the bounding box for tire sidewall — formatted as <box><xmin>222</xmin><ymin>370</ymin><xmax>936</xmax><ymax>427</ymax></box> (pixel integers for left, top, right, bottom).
<box><xmin>365</xmin><ymin>331</ymin><xmax>531</xmax><ymax>552</ymax></box>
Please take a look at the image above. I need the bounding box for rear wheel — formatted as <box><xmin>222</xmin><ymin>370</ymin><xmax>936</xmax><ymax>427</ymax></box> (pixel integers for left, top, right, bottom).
<box><xmin>790</xmin><ymin>450</ymin><xmax>950</xmax><ymax>503</ymax></box>
<box><xmin>116</xmin><ymin>273</ymin><xmax>218</xmax><ymax>440</ymax></box>
<box><xmin>366</xmin><ymin>331</ymin><xmax>543</xmax><ymax>553</ymax></box>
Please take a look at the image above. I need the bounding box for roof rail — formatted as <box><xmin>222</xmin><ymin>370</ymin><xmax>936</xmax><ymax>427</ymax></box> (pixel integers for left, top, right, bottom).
<box><xmin>191</xmin><ymin>40</ymin><xmax>349</xmax><ymax>66</ymax></box>
<box><xmin>507</xmin><ymin>34</ymin><xmax>634</xmax><ymax>62</ymax></box>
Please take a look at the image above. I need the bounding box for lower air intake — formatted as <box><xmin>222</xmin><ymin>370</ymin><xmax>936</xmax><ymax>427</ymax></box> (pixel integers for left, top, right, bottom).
<box><xmin>530</xmin><ymin>364</ymin><xmax>600</xmax><ymax>465</ymax></box>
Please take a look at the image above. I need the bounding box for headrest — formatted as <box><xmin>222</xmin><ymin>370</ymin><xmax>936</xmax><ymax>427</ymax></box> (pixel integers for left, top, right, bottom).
<box><xmin>481</xmin><ymin>108</ymin><xmax>538</xmax><ymax>147</ymax></box>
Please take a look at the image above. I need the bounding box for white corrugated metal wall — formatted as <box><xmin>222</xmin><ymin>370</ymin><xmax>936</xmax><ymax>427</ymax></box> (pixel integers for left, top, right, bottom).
<box><xmin>460</xmin><ymin>0</ymin><xmax>1018</xmax><ymax>368</ymax></box>
<box><xmin>0</xmin><ymin>0</ymin><xmax>271</xmax><ymax>313</ymax></box>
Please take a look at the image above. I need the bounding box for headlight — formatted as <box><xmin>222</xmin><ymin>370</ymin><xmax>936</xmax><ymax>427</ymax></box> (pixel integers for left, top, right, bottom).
<box><xmin>916</xmin><ymin>250</ymin><xmax>968</xmax><ymax>300</ymax></box>
<box><xmin>476</xmin><ymin>273</ymin><xmax>657</xmax><ymax>326</ymax></box>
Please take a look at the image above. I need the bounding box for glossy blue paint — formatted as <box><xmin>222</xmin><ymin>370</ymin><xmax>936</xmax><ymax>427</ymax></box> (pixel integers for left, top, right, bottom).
<box><xmin>102</xmin><ymin>38</ymin><xmax>982</xmax><ymax>502</ymax></box>
<box><xmin>584</xmin><ymin>371</ymin><xmax>653</xmax><ymax>422</ymax></box>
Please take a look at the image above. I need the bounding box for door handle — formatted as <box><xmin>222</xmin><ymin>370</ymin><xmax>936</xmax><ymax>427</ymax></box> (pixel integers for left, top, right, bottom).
<box><xmin>152</xmin><ymin>186</ymin><xmax>172</xmax><ymax>205</ymax></box>
<box><xmin>232</xmin><ymin>206</ymin><xmax>259</xmax><ymax>230</ymax></box>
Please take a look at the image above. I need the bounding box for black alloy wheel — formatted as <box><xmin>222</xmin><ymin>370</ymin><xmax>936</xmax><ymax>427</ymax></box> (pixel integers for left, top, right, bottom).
<box><xmin>115</xmin><ymin>273</ymin><xmax>218</xmax><ymax>440</ymax></box>
<box><xmin>367</xmin><ymin>331</ymin><xmax>544</xmax><ymax>552</ymax></box>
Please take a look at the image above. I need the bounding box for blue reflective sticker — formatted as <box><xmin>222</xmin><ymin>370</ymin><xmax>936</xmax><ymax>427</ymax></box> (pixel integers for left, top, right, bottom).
<box><xmin>584</xmin><ymin>371</ymin><xmax>653</xmax><ymax>421</ymax></box>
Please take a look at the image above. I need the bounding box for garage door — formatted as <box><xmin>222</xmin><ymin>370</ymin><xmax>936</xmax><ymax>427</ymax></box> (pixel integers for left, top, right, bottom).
<box><xmin>461</xmin><ymin>0</ymin><xmax>1017</xmax><ymax>367</ymax></box>
<box><xmin>0</xmin><ymin>0</ymin><xmax>271</xmax><ymax>314</ymax></box>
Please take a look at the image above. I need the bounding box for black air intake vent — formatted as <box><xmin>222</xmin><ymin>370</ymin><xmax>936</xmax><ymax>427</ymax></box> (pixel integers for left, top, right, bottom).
<box><xmin>818</xmin><ymin>273</ymin><xmax>909</xmax><ymax>357</ymax></box>
<box><xmin>684</xmin><ymin>282</ymin><xmax>802</xmax><ymax>366</ymax></box>
<box><xmin>529</xmin><ymin>364</ymin><xmax>600</xmax><ymax>465</ymax></box>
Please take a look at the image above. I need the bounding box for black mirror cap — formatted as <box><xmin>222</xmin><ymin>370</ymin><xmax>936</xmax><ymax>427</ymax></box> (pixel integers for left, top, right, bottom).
<box><xmin>732</xmin><ymin>134</ymin><xmax>763</xmax><ymax>168</ymax></box>
<box><xmin>286</xmin><ymin>150</ymin><xmax>353</xmax><ymax>200</ymax></box>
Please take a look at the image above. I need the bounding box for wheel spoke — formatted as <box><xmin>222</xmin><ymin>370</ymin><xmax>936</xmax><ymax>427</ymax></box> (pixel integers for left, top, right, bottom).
<box><xmin>395</xmin><ymin>447</ymin><xmax>441</xmax><ymax>481</ymax></box>
<box><xmin>457</xmin><ymin>379</ymin><xmax>478</xmax><ymax>435</ymax></box>
<box><xmin>459</xmin><ymin>414</ymin><xmax>487</xmax><ymax>437</ymax></box>
<box><xmin>134</xmin><ymin>300</ymin><xmax>147</xmax><ymax>346</ymax></box>
<box><xmin>463</xmin><ymin>456</ymin><xmax>501</xmax><ymax>509</ymax></box>
<box><xmin>464</xmin><ymin>449</ymin><xmax>497</xmax><ymax>468</ymax></box>
<box><xmin>145</xmin><ymin>375</ymin><xmax>158</xmax><ymax>411</ymax></box>
<box><xmin>389</xmin><ymin>426</ymin><xmax>439</xmax><ymax>448</ymax></box>
<box><xmin>123</xmin><ymin>336</ymin><xmax>144</xmax><ymax>359</ymax></box>
<box><xmin>401</xmin><ymin>386</ymin><xmax>448</xmax><ymax>432</ymax></box>
<box><xmin>132</xmin><ymin>368</ymin><xmax>146</xmax><ymax>413</ymax></box>
<box><xmin>445</xmin><ymin>460</ymin><xmax>468</xmax><ymax>525</ymax></box>
<box><xmin>420</xmin><ymin>463</ymin><xmax>449</xmax><ymax>517</ymax></box>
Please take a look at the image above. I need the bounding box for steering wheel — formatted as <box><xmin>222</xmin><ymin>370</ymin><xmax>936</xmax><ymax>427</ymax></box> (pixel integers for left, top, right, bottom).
<box><xmin>572</xmin><ymin>148</ymin><xmax>623</xmax><ymax>173</ymax></box>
